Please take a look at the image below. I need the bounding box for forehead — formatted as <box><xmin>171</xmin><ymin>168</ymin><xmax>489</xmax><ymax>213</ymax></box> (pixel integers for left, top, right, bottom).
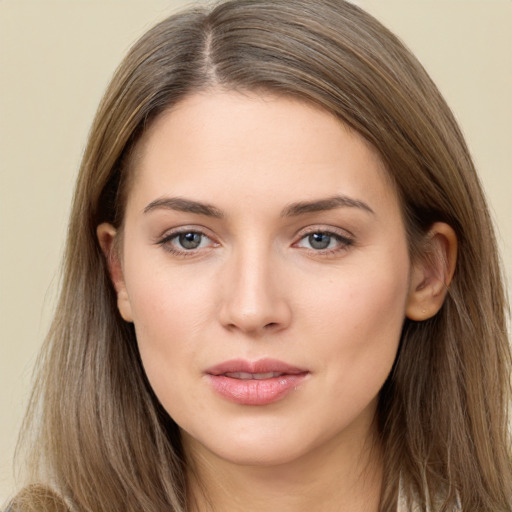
<box><xmin>125</xmin><ymin>90</ymin><xmax>399</xmax><ymax>218</ymax></box>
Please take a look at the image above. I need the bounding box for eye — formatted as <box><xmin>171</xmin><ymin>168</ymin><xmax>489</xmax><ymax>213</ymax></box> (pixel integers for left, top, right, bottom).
<box><xmin>157</xmin><ymin>229</ymin><xmax>216</xmax><ymax>255</ymax></box>
<box><xmin>295</xmin><ymin>229</ymin><xmax>353</xmax><ymax>254</ymax></box>
<box><xmin>176</xmin><ymin>232</ymin><xmax>204</xmax><ymax>250</ymax></box>
<box><xmin>305</xmin><ymin>232</ymin><xmax>334</xmax><ymax>250</ymax></box>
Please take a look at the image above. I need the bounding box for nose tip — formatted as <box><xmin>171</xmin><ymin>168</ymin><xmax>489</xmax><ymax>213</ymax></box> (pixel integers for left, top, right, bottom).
<box><xmin>220</xmin><ymin>304</ymin><xmax>291</xmax><ymax>335</ymax></box>
<box><xmin>217</xmin><ymin>261</ymin><xmax>292</xmax><ymax>335</ymax></box>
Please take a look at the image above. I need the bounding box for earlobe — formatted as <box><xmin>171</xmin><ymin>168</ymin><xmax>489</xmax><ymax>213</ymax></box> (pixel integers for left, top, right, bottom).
<box><xmin>405</xmin><ymin>222</ymin><xmax>458</xmax><ymax>321</ymax></box>
<box><xmin>96</xmin><ymin>223</ymin><xmax>134</xmax><ymax>323</ymax></box>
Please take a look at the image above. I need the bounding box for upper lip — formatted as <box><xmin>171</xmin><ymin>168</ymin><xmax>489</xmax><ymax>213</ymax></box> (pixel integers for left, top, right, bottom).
<box><xmin>205</xmin><ymin>358</ymin><xmax>308</xmax><ymax>376</ymax></box>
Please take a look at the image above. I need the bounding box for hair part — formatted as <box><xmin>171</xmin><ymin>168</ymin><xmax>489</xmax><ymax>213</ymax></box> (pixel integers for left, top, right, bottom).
<box><xmin>13</xmin><ymin>1</ymin><xmax>511</xmax><ymax>511</ymax></box>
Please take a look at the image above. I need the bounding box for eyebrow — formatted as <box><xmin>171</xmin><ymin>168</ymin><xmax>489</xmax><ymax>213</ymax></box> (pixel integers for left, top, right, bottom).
<box><xmin>143</xmin><ymin>197</ymin><xmax>224</xmax><ymax>218</ymax></box>
<box><xmin>143</xmin><ymin>194</ymin><xmax>374</xmax><ymax>218</ymax></box>
<box><xmin>280</xmin><ymin>195</ymin><xmax>374</xmax><ymax>217</ymax></box>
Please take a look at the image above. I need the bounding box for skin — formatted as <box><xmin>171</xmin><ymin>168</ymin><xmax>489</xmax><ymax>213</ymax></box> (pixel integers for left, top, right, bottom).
<box><xmin>98</xmin><ymin>90</ymin><xmax>457</xmax><ymax>512</ymax></box>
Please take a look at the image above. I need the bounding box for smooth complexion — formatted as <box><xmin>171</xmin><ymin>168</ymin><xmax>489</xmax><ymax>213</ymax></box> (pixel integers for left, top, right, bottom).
<box><xmin>98</xmin><ymin>91</ymin><xmax>456</xmax><ymax>512</ymax></box>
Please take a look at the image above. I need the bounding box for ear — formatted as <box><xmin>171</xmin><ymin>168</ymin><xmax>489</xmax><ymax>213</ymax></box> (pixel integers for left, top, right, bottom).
<box><xmin>96</xmin><ymin>223</ymin><xmax>133</xmax><ymax>323</ymax></box>
<box><xmin>406</xmin><ymin>222</ymin><xmax>458</xmax><ymax>321</ymax></box>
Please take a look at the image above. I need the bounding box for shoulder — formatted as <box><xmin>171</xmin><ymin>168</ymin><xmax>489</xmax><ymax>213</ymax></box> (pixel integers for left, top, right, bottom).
<box><xmin>5</xmin><ymin>485</ymin><xmax>70</xmax><ymax>512</ymax></box>
<box><xmin>397</xmin><ymin>485</ymin><xmax>462</xmax><ymax>511</ymax></box>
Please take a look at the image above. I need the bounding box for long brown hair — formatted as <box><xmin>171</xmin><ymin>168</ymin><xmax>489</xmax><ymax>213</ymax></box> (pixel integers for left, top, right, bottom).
<box><xmin>11</xmin><ymin>1</ymin><xmax>511</xmax><ymax>510</ymax></box>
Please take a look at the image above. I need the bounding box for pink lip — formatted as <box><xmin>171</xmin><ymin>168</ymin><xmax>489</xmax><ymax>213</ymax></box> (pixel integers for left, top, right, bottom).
<box><xmin>205</xmin><ymin>358</ymin><xmax>309</xmax><ymax>406</ymax></box>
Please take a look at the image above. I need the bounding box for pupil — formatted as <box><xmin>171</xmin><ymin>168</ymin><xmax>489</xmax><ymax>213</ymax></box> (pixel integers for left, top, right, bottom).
<box><xmin>179</xmin><ymin>232</ymin><xmax>201</xmax><ymax>249</ymax></box>
<box><xmin>309</xmin><ymin>233</ymin><xmax>330</xmax><ymax>250</ymax></box>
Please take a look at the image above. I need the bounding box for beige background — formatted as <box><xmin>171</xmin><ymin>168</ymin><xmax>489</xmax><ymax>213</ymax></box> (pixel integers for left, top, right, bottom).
<box><xmin>1</xmin><ymin>0</ymin><xmax>511</xmax><ymax>504</ymax></box>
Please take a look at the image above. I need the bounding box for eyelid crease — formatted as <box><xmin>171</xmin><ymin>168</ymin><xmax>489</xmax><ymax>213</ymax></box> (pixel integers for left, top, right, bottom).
<box><xmin>296</xmin><ymin>232</ymin><xmax>354</xmax><ymax>246</ymax></box>
<box><xmin>154</xmin><ymin>224</ymin><xmax>214</xmax><ymax>243</ymax></box>
<box><xmin>158</xmin><ymin>230</ymin><xmax>210</xmax><ymax>245</ymax></box>
<box><xmin>293</xmin><ymin>223</ymin><xmax>355</xmax><ymax>241</ymax></box>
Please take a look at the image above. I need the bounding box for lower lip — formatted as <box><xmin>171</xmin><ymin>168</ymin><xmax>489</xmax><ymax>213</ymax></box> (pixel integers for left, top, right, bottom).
<box><xmin>207</xmin><ymin>373</ymin><xmax>309</xmax><ymax>405</ymax></box>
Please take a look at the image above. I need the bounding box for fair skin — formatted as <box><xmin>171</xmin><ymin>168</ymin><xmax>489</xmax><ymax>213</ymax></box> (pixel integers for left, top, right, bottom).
<box><xmin>98</xmin><ymin>90</ymin><xmax>456</xmax><ymax>512</ymax></box>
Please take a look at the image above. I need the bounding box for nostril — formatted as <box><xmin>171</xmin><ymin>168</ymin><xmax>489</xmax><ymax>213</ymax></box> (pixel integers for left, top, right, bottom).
<box><xmin>218</xmin><ymin>298</ymin><xmax>292</xmax><ymax>334</ymax></box>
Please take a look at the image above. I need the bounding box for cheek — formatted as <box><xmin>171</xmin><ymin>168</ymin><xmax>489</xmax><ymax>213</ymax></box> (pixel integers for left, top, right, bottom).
<box><xmin>129</xmin><ymin>285</ymin><xmax>211</xmax><ymax>351</ymax></box>
<box><xmin>123</xmin><ymin>241</ymin><xmax>217</xmax><ymax>335</ymax></box>
<box><xmin>127</xmin><ymin>283</ymin><xmax>209</xmax><ymax>420</ymax></box>
<box><xmin>300</xmin><ymin>250</ymin><xmax>410</xmax><ymax>396</ymax></box>
<box><xmin>303</xmin><ymin>253</ymin><xmax>409</xmax><ymax>339</ymax></box>
<box><xmin>121</xmin><ymin>252</ymin><xmax>218</xmax><ymax>398</ymax></box>
<box><xmin>347</xmin><ymin>272</ymin><xmax>408</xmax><ymax>339</ymax></box>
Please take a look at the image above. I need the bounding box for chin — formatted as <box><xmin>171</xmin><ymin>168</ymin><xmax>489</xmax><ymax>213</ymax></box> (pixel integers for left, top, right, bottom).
<box><xmin>209</xmin><ymin>439</ymin><xmax>313</xmax><ymax>468</ymax></box>
<box><xmin>181</xmin><ymin>415</ymin><xmax>358</xmax><ymax>470</ymax></box>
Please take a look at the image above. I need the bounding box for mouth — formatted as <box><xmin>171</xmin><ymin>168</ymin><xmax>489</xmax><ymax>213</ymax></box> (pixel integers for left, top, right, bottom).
<box><xmin>205</xmin><ymin>358</ymin><xmax>309</xmax><ymax>406</ymax></box>
<box><xmin>223</xmin><ymin>371</ymin><xmax>289</xmax><ymax>380</ymax></box>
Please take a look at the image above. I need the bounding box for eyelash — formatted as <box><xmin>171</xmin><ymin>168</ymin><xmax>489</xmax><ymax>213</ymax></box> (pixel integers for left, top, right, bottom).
<box><xmin>156</xmin><ymin>228</ymin><xmax>217</xmax><ymax>257</ymax></box>
<box><xmin>156</xmin><ymin>227</ymin><xmax>354</xmax><ymax>257</ymax></box>
<box><xmin>293</xmin><ymin>229</ymin><xmax>354</xmax><ymax>255</ymax></box>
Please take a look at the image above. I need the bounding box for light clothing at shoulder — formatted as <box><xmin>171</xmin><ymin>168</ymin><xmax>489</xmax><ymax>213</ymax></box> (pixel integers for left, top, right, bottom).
<box><xmin>397</xmin><ymin>482</ymin><xmax>462</xmax><ymax>511</ymax></box>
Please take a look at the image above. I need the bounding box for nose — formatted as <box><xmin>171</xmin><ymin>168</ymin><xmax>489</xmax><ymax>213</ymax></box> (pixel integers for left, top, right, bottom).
<box><xmin>217</xmin><ymin>248</ymin><xmax>292</xmax><ymax>335</ymax></box>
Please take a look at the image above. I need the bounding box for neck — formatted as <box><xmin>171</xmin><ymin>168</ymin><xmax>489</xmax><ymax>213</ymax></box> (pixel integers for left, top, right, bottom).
<box><xmin>184</xmin><ymin>423</ymin><xmax>383</xmax><ymax>512</ymax></box>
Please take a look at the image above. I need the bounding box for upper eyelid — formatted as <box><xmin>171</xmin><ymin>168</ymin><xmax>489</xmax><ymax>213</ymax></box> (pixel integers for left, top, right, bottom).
<box><xmin>295</xmin><ymin>231</ymin><xmax>353</xmax><ymax>247</ymax></box>
<box><xmin>293</xmin><ymin>224</ymin><xmax>355</xmax><ymax>240</ymax></box>
<box><xmin>156</xmin><ymin>225</ymin><xmax>215</xmax><ymax>243</ymax></box>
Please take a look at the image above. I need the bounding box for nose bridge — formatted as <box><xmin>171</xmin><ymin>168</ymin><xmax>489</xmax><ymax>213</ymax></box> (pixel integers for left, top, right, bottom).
<box><xmin>218</xmin><ymin>237</ymin><xmax>291</xmax><ymax>334</ymax></box>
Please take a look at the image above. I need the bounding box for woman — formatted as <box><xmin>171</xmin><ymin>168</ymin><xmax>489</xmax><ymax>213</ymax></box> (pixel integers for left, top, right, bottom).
<box><xmin>9</xmin><ymin>0</ymin><xmax>511</xmax><ymax>511</ymax></box>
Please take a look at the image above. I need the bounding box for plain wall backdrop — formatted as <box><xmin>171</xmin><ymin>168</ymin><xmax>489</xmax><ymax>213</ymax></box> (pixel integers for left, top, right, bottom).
<box><xmin>1</xmin><ymin>0</ymin><xmax>511</xmax><ymax>504</ymax></box>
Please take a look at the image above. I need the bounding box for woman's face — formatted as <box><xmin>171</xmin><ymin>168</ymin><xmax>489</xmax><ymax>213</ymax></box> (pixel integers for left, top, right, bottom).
<box><xmin>110</xmin><ymin>91</ymin><xmax>415</xmax><ymax>467</ymax></box>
